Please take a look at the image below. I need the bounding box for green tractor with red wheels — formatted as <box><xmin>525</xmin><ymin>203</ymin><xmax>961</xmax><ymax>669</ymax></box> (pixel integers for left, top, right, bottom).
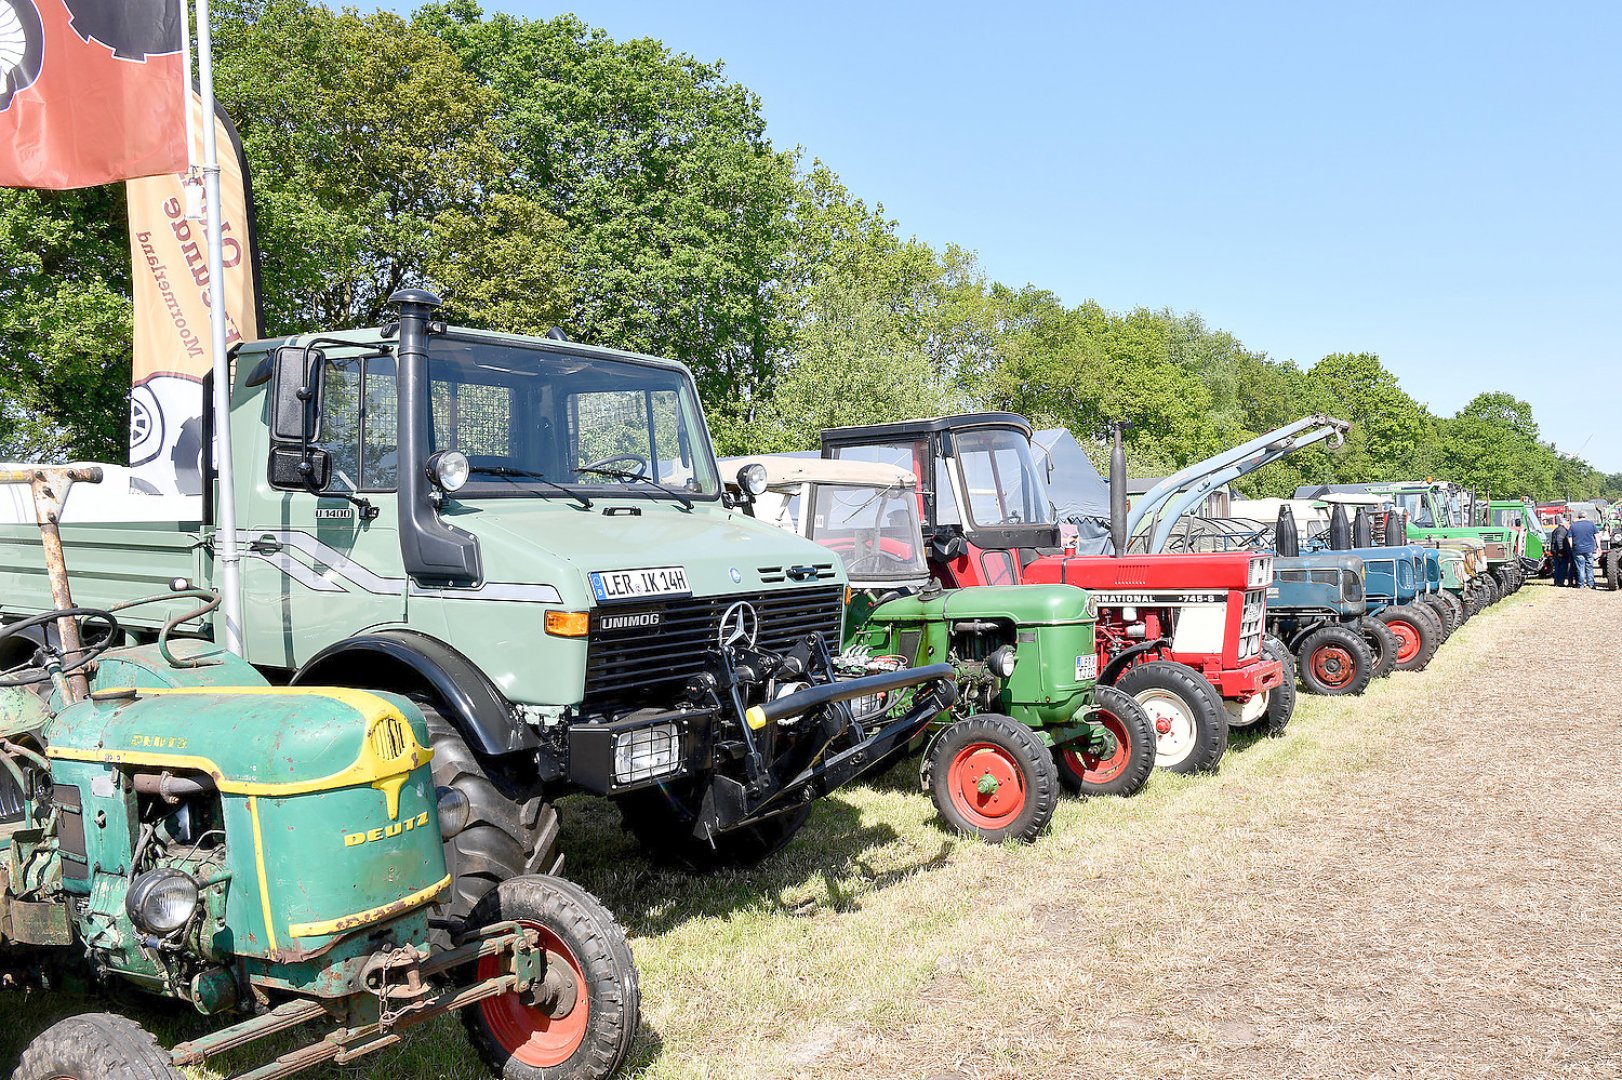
<box><xmin>728</xmin><ymin>456</ymin><xmax>1156</xmax><ymax>845</ymax></box>
<box><xmin>0</xmin><ymin>466</ymin><xmax>640</xmax><ymax>1080</ymax></box>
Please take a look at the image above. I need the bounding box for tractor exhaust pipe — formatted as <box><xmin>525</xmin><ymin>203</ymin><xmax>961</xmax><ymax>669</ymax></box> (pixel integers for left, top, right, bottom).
<box><xmin>1275</xmin><ymin>503</ymin><xmax>1299</xmax><ymax>557</ymax></box>
<box><xmin>1385</xmin><ymin>507</ymin><xmax>1406</xmax><ymax>547</ymax></box>
<box><xmin>1329</xmin><ymin>502</ymin><xmax>1351</xmax><ymax>550</ymax></box>
<box><xmin>1352</xmin><ymin>507</ymin><xmax>1372</xmax><ymax>548</ymax></box>
<box><xmin>1109</xmin><ymin>422</ymin><xmax>1128</xmax><ymax>557</ymax></box>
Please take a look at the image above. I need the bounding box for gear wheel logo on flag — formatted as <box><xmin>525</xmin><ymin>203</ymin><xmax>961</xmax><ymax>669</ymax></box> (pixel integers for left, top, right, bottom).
<box><xmin>64</xmin><ymin>0</ymin><xmax>181</xmax><ymax>61</ymax></box>
<box><xmin>0</xmin><ymin>0</ymin><xmax>44</xmax><ymax>111</ymax></box>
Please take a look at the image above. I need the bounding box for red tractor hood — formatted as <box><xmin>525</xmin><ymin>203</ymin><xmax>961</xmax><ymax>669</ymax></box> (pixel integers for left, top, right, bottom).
<box><xmin>1025</xmin><ymin>551</ymin><xmax>1269</xmax><ymax>591</ymax></box>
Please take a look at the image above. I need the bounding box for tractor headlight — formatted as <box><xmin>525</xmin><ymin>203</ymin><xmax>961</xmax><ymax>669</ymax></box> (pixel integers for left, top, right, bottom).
<box><xmin>426</xmin><ymin>449</ymin><xmax>470</xmax><ymax>493</ymax></box>
<box><xmin>987</xmin><ymin>645</ymin><xmax>1018</xmax><ymax>679</ymax></box>
<box><xmin>736</xmin><ymin>463</ymin><xmax>769</xmax><ymax>498</ymax></box>
<box><xmin>612</xmin><ymin>722</ymin><xmax>682</xmax><ymax>785</ymax></box>
<box><xmin>126</xmin><ymin>868</ymin><xmax>199</xmax><ymax>936</ymax></box>
<box><xmin>437</xmin><ymin>786</ymin><xmax>471</xmax><ymax>840</ymax></box>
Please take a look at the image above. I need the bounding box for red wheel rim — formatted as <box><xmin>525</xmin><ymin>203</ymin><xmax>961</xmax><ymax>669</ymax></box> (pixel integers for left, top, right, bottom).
<box><xmin>1310</xmin><ymin>644</ymin><xmax>1356</xmax><ymax>689</ymax></box>
<box><xmin>1386</xmin><ymin>620</ymin><xmax>1420</xmax><ymax>663</ymax></box>
<box><xmin>1062</xmin><ymin>710</ymin><xmax>1131</xmax><ymax>784</ymax></box>
<box><xmin>946</xmin><ymin>742</ymin><xmax>1026</xmax><ymax>828</ymax></box>
<box><xmin>476</xmin><ymin>921</ymin><xmax>590</xmax><ymax>1068</ymax></box>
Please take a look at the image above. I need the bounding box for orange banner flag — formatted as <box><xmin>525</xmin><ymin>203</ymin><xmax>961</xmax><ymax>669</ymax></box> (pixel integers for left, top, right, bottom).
<box><xmin>125</xmin><ymin>89</ymin><xmax>262</xmax><ymax>496</ymax></box>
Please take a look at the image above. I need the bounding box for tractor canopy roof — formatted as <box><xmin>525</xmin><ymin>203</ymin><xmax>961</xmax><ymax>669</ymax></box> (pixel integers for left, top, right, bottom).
<box><xmin>719</xmin><ymin>455</ymin><xmax>915</xmax><ymax>492</ymax></box>
<box><xmin>820</xmin><ymin>412</ymin><xmax>1032</xmax><ymax>444</ymax></box>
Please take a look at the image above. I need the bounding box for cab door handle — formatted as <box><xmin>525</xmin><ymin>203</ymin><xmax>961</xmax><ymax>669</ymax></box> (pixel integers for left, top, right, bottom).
<box><xmin>249</xmin><ymin>534</ymin><xmax>282</xmax><ymax>555</ymax></box>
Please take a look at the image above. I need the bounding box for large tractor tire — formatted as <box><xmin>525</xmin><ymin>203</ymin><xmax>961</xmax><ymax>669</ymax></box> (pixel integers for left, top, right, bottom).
<box><xmin>13</xmin><ymin>1013</ymin><xmax>181</xmax><ymax>1080</ymax></box>
<box><xmin>425</xmin><ymin>707</ymin><xmax>561</xmax><ymax>936</ymax></box>
<box><xmin>1481</xmin><ymin>575</ymin><xmax>1502</xmax><ymax>606</ymax></box>
<box><xmin>1296</xmin><ymin>624</ymin><xmax>1373</xmax><ymax>696</ymax></box>
<box><xmin>1376</xmin><ymin>605</ymin><xmax>1441</xmax><ymax>672</ymax></box>
<box><xmin>1604</xmin><ymin>550</ymin><xmax>1620</xmax><ymax>590</ymax></box>
<box><xmin>1055</xmin><ymin>685</ymin><xmax>1156</xmax><ymax>798</ymax></box>
<box><xmin>1115</xmin><ymin>660</ymin><xmax>1227</xmax><ymax>774</ymax></box>
<box><xmin>1245</xmin><ymin>635</ymin><xmax>1298</xmax><ymax>738</ymax></box>
<box><xmin>1440</xmin><ymin>590</ymin><xmax>1468</xmax><ymax>627</ymax></box>
<box><xmin>1357</xmin><ymin>616</ymin><xmax>1400</xmax><ymax>679</ymax></box>
<box><xmin>617</xmin><ymin>781</ymin><xmax>812</xmax><ymax>871</ymax></box>
<box><xmin>462</xmin><ymin>875</ymin><xmax>640</xmax><ymax>1080</ymax></box>
<box><xmin>925</xmin><ymin>713</ymin><xmax>1059</xmax><ymax>842</ymax></box>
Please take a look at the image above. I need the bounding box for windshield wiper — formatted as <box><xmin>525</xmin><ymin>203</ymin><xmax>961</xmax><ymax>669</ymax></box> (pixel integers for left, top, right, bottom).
<box><xmin>575</xmin><ymin>465</ymin><xmax>693</xmax><ymax>509</ymax></box>
<box><xmin>468</xmin><ymin>465</ymin><xmax>592</xmax><ymax>509</ymax></box>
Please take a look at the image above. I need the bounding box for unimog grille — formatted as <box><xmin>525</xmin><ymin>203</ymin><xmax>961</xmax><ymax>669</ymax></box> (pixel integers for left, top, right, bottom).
<box><xmin>583</xmin><ymin>586</ymin><xmax>846</xmax><ymax>714</ymax></box>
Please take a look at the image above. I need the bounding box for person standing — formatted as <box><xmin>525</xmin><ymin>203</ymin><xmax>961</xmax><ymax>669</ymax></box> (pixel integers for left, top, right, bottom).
<box><xmin>1570</xmin><ymin>511</ymin><xmax>1599</xmax><ymax>588</ymax></box>
<box><xmin>1551</xmin><ymin>516</ymin><xmax>1572</xmax><ymax>586</ymax></box>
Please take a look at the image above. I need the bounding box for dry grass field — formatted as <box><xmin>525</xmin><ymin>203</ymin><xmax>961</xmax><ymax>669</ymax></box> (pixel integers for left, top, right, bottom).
<box><xmin>7</xmin><ymin>583</ymin><xmax>1617</xmax><ymax>1079</ymax></box>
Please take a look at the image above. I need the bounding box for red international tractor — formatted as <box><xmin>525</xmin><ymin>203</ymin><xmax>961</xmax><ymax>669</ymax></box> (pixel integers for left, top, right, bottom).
<box><xmin>821</xmin><ymin>414</ymin><xmax>1288</xmax><ymax>774</ymax></box>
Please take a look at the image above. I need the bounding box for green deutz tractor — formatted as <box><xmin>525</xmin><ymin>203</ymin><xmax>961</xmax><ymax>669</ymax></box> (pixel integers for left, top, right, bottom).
<box><xmin>728</xmin><ymin>458</ymin><xmax>1155</xmax><ymax>844</ymax></box>
<box><xmin>0</xmin><ymin>467</ymin><xmax>638</xmax><ymax>1080</ymax></box>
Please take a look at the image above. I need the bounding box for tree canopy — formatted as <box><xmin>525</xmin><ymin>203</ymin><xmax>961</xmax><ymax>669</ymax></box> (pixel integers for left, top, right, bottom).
<box><xmin>1</xmin><ymin>0</ymin><xmax>1615</xmax><ymax>502</ymax></box>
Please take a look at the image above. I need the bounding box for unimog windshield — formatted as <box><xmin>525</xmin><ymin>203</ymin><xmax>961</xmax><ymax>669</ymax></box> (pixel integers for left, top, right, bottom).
<box><xmin>321</xmin><ymin>334</ymin><xmax>720</xmax><ymax>500</ymax></box>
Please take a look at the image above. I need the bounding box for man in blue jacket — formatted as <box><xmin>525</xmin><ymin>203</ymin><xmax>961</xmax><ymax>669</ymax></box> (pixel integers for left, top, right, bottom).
<box><xmin>1570</xmin><ymin>511</ymin><xmax>1599</xmax><ymax>588</ymax></box>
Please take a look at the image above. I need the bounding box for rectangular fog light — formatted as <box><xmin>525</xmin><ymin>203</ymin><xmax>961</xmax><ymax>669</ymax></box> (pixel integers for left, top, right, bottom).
<box><xmin>612</xmin><ymin>723</ymin><xmax>682</xmax><ymax>785</ymax></box>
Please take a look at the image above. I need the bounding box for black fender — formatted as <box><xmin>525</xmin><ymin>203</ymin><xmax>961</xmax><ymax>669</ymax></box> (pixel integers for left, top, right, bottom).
<box><xmin>1099</xmin><ymin>638</ymin><xmax>1169</xmax><ymax>686</ymax></box>
<box><xmin>292</xmin><ymin>629</ymin><xmax>537</xmax><ymax>757</ymax></box>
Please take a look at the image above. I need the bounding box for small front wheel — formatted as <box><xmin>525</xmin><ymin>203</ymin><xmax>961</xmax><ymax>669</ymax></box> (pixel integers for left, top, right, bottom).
<box><xmin>924</xmin><ymin>714</ymin><xmax>1058</xmax><ymax>843</ymax></box>
<box><xmin>1376</xmin><ymin>604</ymin><xmax>1441</xmax><ymax>672</ymax></box>
<box><xmin>1296</xmin><ymin>624</ymin><xmax>1373</xmax><ymax>696</ymax></box>
<box><xmin>1115</xmin><ymin>660</ymin><xmax>1228</xmax><ymax>773</ymax></box>
<box><xmin>463</xmin><ymin>875</ymin><xmax>640</xmax><ymax>1080</ymax></box>
<box><xmin>1055</xmin><ymin>686</ymin><xmax>1156</xmax><ymax>798</ymax></box>
<box><xmin>13</xmin><ymin>1013</ymin><xmax>181</xmax><ymax>1080</ymax></box>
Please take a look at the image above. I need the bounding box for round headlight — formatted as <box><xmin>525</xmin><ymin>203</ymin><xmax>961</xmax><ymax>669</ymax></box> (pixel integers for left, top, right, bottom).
<box><xmin>987</xmin><ymin>645</ymin><xmax>1017</xmax><ymax>679</ymax></box>
<box><xmin>427</xmin><ymin>450</ymin><xmax>470</xmax><ymax>493</ymax></box>
<box><xmin>736</xmin><ymin>463</ymin><xmax>768</xmax><ymax>498</ymax></box>
<box><xmin>126</xmin><ymin>868</ymin><xmax>199</xmax><ymax>936</ymax></box>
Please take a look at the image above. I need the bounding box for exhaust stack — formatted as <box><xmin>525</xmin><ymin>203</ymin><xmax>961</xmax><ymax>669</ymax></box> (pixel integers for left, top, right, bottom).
<box><xmin>1352</xmin><ymin>507</ymin><xmax>1372</xmax><ymax>548</ymax></box>
<box><xmin>1109</xmin><ymin>422</ymin><xmax>1128</xmax><ymax>557</ymax></box>
<box><xmin>1385</xmin><ymin>507</ymin><xmax>1406</xmax><ymax>547</ymax></box>
<box><xmin>1275</xmin><ymin>503</ymin><xmax>1299</xmax><ymax>557</ymax></box>
<box><xmin>1329</xmin><ymin>502</ymin><xmax>1351</xmax><ymax>550</ymax></box>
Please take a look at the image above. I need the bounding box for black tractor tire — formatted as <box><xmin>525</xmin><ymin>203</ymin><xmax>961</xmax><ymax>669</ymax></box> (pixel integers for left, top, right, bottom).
<box><xmin>1296</xmin><ymin>624</ymin><xmax>1373</xmax><ymax>696</ymax></box>
<box><xmin>1357</xmin><ymin>616</ymin><xmax>1400</xmax><ymax>679</ymax></box>
<box><xmin>1246</xmin><ymin>635</ymin><xmax>1298</xmax><ymax>737</ymax></box>
<box><xmin>1604</xmin><ymin>550</ymin><xmax>1620</xmax><ymax>590</ymax></box>
<box><xmin>1376</xmin><ymin>605</ymin><xmax>1441</xmax><ymax>672</ymax></box>
<box><xmin>1441</xmin><ymin>590</ymin><xmax>1468</xmax><ymax>627</ymax></box>
<box><xmin>13</xmin><ymin>1013</ymin><xmax>181</xmax><ymax>1080</ymax></box>
<box><xmin>461</xmin><ymin>874</ymin><xmax>640</xmax><ymax>1080</ymax></box>
<box><xmin>424</xmin><ymin>707</ymin><xmax>560</xmax><ymax>939</ymax></box>
<box><xmin>1054</xmin><ymin>686</ymin><xmax>1156</xmax><ymax>798</ymax></box>
<box><xmin>617</xmin><ymin>782</ymin><xmax>813</xmax><ymax>871</ymax></box>
<box><xmin>1420</xmin><ymin>594</ymin><xmax>1458</xmax><ymax>636</ymax></box>
<box><xmin>924</xmin><ymin>713</ymin><xmax>1059</xmax><ymax>842</ymax></box>
<box><xmin>1115</xmin><ymin>660</ymin><xmax>1227</xmax><ymax>774</ymax></box>
<box><xmin>1481</xmin><ymin>575</ymin><xmax>1502</xmax><ymax>606</ymax></box>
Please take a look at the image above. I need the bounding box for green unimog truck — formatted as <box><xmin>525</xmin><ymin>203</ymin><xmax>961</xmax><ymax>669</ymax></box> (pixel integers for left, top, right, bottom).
<box><xmin>0</xmin><ymin>291</ymin><xmax>956</xmax><ymax>915</ymax></box>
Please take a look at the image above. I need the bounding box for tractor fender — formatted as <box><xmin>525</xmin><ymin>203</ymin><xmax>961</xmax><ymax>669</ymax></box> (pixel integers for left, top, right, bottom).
<box><xmin>292</xmin><ymin>629</ymin><xmax>538</xmax><ymax>757</ymax></box>
<box><xmin>1099</xmin><ymin>638</ymin><xmax>1169</xmax><ymax>685</ymax></box>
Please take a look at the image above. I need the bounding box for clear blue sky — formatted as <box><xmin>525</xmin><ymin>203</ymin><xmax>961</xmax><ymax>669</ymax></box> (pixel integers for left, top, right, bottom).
<box><xmin>382</xmin><ymin>1</ymin><xmax>1622</xmax><ymax>471</ymax></box>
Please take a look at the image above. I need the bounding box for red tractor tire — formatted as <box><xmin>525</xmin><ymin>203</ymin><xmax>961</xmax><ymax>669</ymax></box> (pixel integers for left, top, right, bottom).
<box><xmin>1376</xmin><ymin>604</ymin><xmax>1441</xmax><ymax>672</ymax></box>
<box><xmin>1296</xmin><ymin>624</ymin><xmax>1373</xmax><ymax>697</ymax></box>
<box><xmin>924</xmin><ymin>713</ymin><xmax>1059</xmax><ymax>843</ymax></box>
<box><xmin>1055</xmin><ymin>686</ymin><xmax>1157</xmax><ymax>798</ymax></box>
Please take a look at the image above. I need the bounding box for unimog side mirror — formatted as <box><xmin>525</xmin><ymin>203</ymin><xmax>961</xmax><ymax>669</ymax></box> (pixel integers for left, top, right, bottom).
<box><xmin>268</xmin><ymin>344</ymin><xmax>331</xmax><ymax>490</ymax></box>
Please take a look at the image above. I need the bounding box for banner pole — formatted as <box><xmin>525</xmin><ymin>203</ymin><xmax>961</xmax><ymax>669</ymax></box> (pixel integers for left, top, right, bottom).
<box><xmin>192</xmin><ymin>0</ymin><xmax>244</xmax><ymax>656</ymax></box>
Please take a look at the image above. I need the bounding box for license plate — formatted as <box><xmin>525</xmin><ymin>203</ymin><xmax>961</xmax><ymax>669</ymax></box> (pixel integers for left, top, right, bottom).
<box><xmin>590</xmin><ymin>566</ymin><xmax>691</xmax><ymax>602</ymax></box>
<box><xmin>1075</xmin><ymin>654</ymin><xmax>1098</xmax><ymax>681</ymax></box>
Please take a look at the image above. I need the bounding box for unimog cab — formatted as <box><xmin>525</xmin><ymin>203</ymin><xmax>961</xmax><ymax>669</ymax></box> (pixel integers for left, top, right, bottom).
<box><xmin>0</xmin><ymin>291</ymin><xmax>957</xmax><ymax>910</ymax></box>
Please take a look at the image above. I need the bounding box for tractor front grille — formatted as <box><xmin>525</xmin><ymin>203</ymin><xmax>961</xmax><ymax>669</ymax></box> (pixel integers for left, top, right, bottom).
<box><xmin>582</xmin><ymin>586</ymin><xmax>845</xmax><ymax>715</ymax></box>
<box><xmin>1239</xmin><ymin>589</ymin><xmax>1266</xmax><ymax>659</ymax></box>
